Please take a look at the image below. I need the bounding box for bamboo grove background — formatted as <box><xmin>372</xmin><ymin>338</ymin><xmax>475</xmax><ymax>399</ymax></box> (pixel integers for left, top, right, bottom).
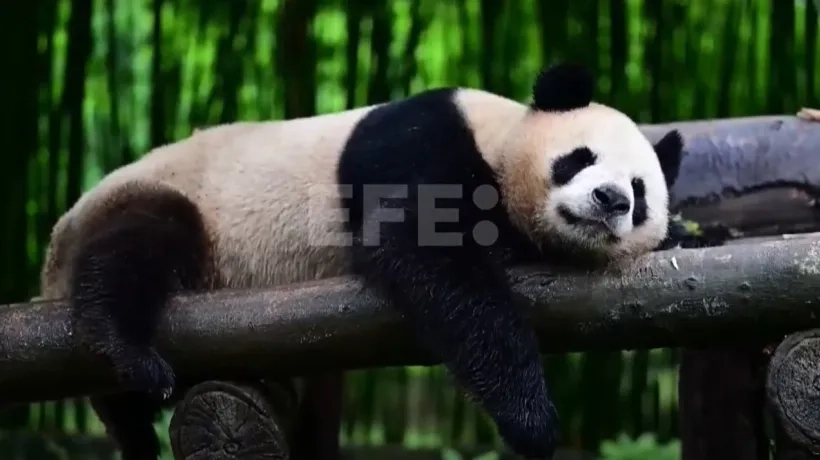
<box><xmin>0</xmin><ymin>0</ymin><xmax>817</xmax><ymax>458</ymax></box>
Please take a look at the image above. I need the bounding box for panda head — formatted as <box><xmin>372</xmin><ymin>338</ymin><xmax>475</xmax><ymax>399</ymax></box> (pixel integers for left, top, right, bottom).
<box><xmin>499</xmin><ymin>63</ymin><xmax>683</xmax><ymax>263</ymax></box>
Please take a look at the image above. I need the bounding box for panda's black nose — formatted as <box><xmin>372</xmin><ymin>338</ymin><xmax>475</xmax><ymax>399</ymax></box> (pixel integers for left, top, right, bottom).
<box><xmin>592</xmin><ymin>185</ymin><xmax>631</xmax><ymax>216</ymax></box>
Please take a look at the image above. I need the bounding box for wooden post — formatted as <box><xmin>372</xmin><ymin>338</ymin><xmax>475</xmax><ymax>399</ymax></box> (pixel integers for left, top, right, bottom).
<box><xmin>678</xmin><ymin>347</ymin><xmax>770</xmax><ymax>460</ymax></box>
<box><xmin>169</xmin><ymin>378</ymin><xmax>301</xmax><ymax>460</ymax></box>
<box><xmin>766</xmin><ymin>329</ymin><xmax>820</xmax><ymax>459</ymax></box>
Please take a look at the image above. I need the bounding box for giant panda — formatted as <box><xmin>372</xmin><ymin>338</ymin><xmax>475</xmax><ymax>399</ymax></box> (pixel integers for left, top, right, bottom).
<box><xmin>38</xmin><ymin>63</ymin><xmax>683</xmax><ymax>460</ymax></box>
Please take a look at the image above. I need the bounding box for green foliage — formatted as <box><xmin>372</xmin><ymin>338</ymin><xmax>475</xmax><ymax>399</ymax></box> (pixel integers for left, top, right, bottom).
<box><xmin>670</xmin><ymin>214</ymin><xmax>704</xmax><ymax>236</ymax></box>
<box><xmin>598</xmin><ymin>434</ymin><xmax>681</xmax><ymax>460</ymax></box>
<box><xmin>440</xmin><ymin>448</ymin><xmax>500</xmax><ymax>460</ymax></box>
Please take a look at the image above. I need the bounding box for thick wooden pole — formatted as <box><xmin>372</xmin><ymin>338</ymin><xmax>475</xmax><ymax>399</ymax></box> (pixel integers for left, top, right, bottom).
<box><xmin>3</xmin><ymin>235</ymin><xmax>820</xmax><ymax>402</ymax></box>
<box><xmin>766</xmin><ymin>329</ymin><xmax>820</xmax><ymax>459</ymax></box>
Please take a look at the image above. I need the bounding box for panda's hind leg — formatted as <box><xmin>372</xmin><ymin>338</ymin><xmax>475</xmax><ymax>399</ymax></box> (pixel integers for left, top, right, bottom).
<box><xmin>69</xmin><ymin>183</ymin><xmax>213</xmax><ymax>458</ymax></box>
<box><xmin>71</xmin><ymin>183</ymin><xmax>212</xmax><ymax>395</ymax></box>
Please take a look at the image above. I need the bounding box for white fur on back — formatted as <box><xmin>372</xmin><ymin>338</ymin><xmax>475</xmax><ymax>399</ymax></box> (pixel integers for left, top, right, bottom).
<box><xmin>41</xmin><ymin>105</ymin><xmax>380</xmax><ymax>297</ymax></box>
<box><xmin>451</xmin><ymin>89</ymin><xmax>528</xmax><ymax>167</ymax></box>
<box><xmin>200</xmin><ymin>107</ymin><xmax>383</xmax><ymax>287</ymax></box>
<box><xmin>42</xmin><ymin>90</ymin><xmax>530</xmax><ymax>298</ymax></box>
<box><xmin>40</xmin><ymin>87</ymin><xmax>668</xmax><ymax>299</ymax></box>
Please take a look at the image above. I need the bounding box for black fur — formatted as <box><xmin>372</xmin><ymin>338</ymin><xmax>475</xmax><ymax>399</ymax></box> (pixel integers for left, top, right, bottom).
<box><xmin>338</xmin><ymin>87</ymin><xmax>558</xmax><ymax>458</ymax></box>
<box><xmin>70</xmin><ymin>185</ymin><xmax>212</xmax><ymax>459</ymax></box>
<box><xmin>654</xmin><ymin>129</ymin><xmax>684</xmax><ymax>188</ymax></box>
<box><xmin>631</xmin><ymin>178</ymin><xmax>648</xmax><ymax>227</ymax></box>
<box><xmin>68</xmin><ymin>185</ymin><xmax>347</xmax><ymax>460</ymax></box>
<box><xmin>637</xmin><ymin>130</ymin><xmax>684</xmax><ymax>231</ymax></box>
<box><xmin>656</xmin><ymin>219</ymin><xmax>732</xmax><ymax>251</ymax></box>
<box><xmin>531</xmin><ymin>63</ymin><xmax>594</xmax><ymax>112</ymax></box>
<box><xmin>550</xmin><ymin>147</ymin><xmax>596</xmax><ymax>186</ymax></box>
<box><xmin>337</xmin><ymin>76</ymin><xmax>685</xmax><ymax>458</ymax></box>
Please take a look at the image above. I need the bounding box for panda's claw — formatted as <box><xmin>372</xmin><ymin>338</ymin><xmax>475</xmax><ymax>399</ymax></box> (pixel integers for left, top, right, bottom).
<box><xmin>112</xmin><ymin>347</ymin><xmax>177</xmax><ymax>399</ymax></box>
<box><xmin>159</xmin><ymin>386</ymin><xmax>174</xmax><ymax>401</ymax></box>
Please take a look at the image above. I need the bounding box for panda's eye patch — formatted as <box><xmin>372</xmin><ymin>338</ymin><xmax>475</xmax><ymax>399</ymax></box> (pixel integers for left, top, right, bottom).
<box><xmin>631</xmin><ymin>177</ymin><xmax>648</xmax><ymax>227</ymax></box>
<box><xmin>551</xmin><ymin>147</ymin><xmax>597</xmax><ymax>186</ymax></box>
<box><xmin>631</xmin><ymin>178</ymin><xmax>645</xmax><ymax>198</ymax></box>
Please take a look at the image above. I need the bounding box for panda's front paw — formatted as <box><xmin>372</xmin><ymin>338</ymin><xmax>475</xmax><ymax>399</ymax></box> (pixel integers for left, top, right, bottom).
<box><xmin>113</xmin><ymin>347</ymin><xmax>176</xmax><ymax>401</ymax></box>
<box><xmin>495</xmin><ymin>401</ymin><xmax>559</xmax><ymax>459</ymax></box>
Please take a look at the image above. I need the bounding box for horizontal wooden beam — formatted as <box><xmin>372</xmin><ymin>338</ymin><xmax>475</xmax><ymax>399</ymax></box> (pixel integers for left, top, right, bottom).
<box><xmin>641</xmin><ymin>114</ymin><xmax>820</xmax><ymax>211</ymax></box>
<box><xmin>2</xmin><ymin>233</ymin><xmax>820</xmax><ymax>403</ymax></box>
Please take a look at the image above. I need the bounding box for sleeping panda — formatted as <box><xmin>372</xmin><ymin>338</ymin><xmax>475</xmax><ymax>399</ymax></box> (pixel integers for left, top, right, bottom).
<box><xmin>39</xmin><ymin>63</ymin><xmax>683</xmax><ymax>460</ymax></box>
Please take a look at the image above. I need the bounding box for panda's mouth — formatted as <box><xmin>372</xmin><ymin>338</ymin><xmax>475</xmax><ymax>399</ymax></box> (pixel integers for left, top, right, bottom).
<box><xmin>557</xmin><ymin>205</ymin><xmax>616</xmax><ymax>237</ymax></box>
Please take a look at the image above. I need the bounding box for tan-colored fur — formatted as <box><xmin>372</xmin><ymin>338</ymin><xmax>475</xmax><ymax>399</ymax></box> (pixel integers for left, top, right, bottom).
<box><xmin>495</xmin><ymin>102</ymin><xmax>671</xmax><ymax>262</ymax></box>
<box><xmin>39</xmin><ymin>90</ymin><xmax>668</xmax><ymax>299</ymax></box>
<box><xmin>40</xmin><ymin>106</ymin><xmax>378</xmax><ymax>298</ymax></box>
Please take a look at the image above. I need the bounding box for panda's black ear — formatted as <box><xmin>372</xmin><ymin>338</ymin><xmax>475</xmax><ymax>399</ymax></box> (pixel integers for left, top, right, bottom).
<box><xmin>653</xmin><ymin>129</ymin><xmax>684</xmax><ymax>188</ymax></box>
<box><xmin>531</xmin><ymin>63</ymin><xmax>594</xmax><ymax>112</ymax></box>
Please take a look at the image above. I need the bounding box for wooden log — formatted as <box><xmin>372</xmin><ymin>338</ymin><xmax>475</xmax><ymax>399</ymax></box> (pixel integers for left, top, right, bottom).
<box><xmin>0</xmin><ymin>430</ymin><xmax>596</xmax><ymax>460</ymax></box>
<box><xmin>4</xmin><ymin>234</ymin><xmax>820</xmax><ymax>402</ymax></box>
<box><xmin>642</xmin><ymin>115</ymin><xmax>820</xmax><ymax>209</ymax></box>
<box><xmin>645</xmin><ymin>113</ymin><xmax>820</xmax><ymax>460</ymax></box>
<box><xmin>169</xmin><ymin>378</ymin><xmax>300</xmax><ymax>460</ymax></box>
<box><xmin>766</xmin><ymin>329</ymin><xmax>820</xmax><ymax>459</ymax></box>
<box><xmin>641</xmin><ymin>115</ymin><xmax>820</xmax><ymax>236</ymax></box>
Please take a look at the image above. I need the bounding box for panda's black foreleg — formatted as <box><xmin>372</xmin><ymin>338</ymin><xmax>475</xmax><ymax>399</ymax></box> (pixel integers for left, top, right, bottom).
<box><xmin>69</xmin><ymin>185</ymin><xmax>212</xmax><ymax>459</ymax></box>
<box><xmin>351</xmin><ymin>222</ymin><xmax>558</xmax><ymax>459</ymax></box>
